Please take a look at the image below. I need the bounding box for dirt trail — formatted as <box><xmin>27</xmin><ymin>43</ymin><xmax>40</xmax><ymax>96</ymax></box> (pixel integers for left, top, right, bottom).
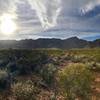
<box><xmin>92</xmin><ymin>72</ymin><xmax>100</xmax><ymax>100</ymax></box>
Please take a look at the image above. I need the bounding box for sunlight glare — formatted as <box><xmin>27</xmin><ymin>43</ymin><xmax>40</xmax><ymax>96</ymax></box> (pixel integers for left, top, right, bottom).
<box><xmin>0</xmin><ymin>14</ymin><xmax>17</xmax><ymax>35</ymax></box>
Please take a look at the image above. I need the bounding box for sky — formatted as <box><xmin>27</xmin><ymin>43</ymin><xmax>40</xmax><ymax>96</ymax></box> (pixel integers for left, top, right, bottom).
<box><xmin>0</xmin><ymin>0</ymin><xmax>100</xmax><ymax>40</ymax></box>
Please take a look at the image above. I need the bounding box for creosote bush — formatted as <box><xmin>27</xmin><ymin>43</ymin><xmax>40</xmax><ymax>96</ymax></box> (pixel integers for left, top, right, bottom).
<box><xmin>58</xmin><ymin>63</ymin><xmax>93</xmax><ymax>100</ymax></box>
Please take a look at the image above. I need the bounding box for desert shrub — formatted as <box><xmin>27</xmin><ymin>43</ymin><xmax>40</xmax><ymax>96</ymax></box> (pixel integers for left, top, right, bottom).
<box><xmin>95</xmin><ymin>63</ymin><xmax>100</xmax><ymax>71</ymax></box>
<box><xmin>71</xmin><ymin>55</ymin><xmax>82</xmax><ymax>63</ymax></box>
<box><xmin>0</xmin><ymin>50</ymin><xmax>49</xmax><ymax>75</ymax></box>
<box><xmin>12</xmin><ymin>80</ymin><xmax>38</xmax><ymax>100</ymax></box>
<box><xmin>15</xmin><ymin>51</ymin><xmax>49</xmax><ymax>75</ymax></box>
<box><xmin>40</xmin><ymin>63</ymin><xmax>57</xmax><ymax>86</ymax></box>
<box><xmin>58</xmin><ymin>63</ymin><xmax>92</xmax><ymax>100</ymax></box>
<box><xmin>0</xmin><ymin>59</ymin><xmax>9</xmax><ymax>68</ymax></box>
<box><xmin>16</xmin><ymin>58</ymin><xmax>32</xmax><ymax>75</ymax></box>
<box><xmin>0</xmin><ymin>70</ymin><xmax>11</xmax><ymax>91</ymax></box>
<box><xmin>86</xmin><ymin>62</ymin><xmax>100</xmax><ymax>71</ymax></box>
<box><xmin>7</xmin><ymin>62</ymin><xmax>18</xmax><ymax>73</ymax></box>
<box><xmin>86</xmin><ymin>62</ymin><xmax>96</xmax><ymax>69</ymax></box>
<box><xmin>94</xmin><ymin>54</ymin><xmax>100</xmax><ymax>62</ymax></box>
<box><xmin>71</xmin><ymin>55</ymin><xmax>92</xmax><ymax>63</ymax></box>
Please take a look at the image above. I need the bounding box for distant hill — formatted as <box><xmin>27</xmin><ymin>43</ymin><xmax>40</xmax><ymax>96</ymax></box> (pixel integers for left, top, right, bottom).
<box><xmin>82</xmin><ymin>35</ymin><xmax>100</xmax><ymax>41</ymax></box>
<box><xmin>0</xmin><ymin>37</ymin><xmax>99</xmax><ymax>49</ymax></box>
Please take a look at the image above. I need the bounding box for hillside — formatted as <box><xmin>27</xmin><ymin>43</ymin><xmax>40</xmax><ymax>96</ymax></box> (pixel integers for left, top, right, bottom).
<box><xmin>0</xmin><ymin>37</ymin><xmax>99</xmax><ymax>49</ymax></box>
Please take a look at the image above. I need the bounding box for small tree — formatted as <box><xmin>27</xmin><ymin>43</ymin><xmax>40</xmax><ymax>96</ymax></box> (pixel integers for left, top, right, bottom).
<box><xmin>58</xmin><ymin>63</ymin><xmax>92</xmax><ymax>100</ymax></box>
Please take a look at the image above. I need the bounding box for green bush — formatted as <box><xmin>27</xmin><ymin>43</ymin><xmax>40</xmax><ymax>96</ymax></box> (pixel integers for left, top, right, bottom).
<box><xmin>14</xmin><ymin>51</ymin><xmax>49</xmax><ymax>75</ymax></box>
<box><xmin>86</xmin><ymin>62</ymin><xmax>100</xmax><ymax>71</ymax></box>
<box><xmin>0</xmin><ymin>70</ymin><xmax>11</xmax><ymax>91</ymax></box>
<box><xmin>40</xmin><ymin>63</ymin><xmax>57</xmax><ymax>86</ymax></box>
<box><xmin>12</xmin><ymin>80</ymin><xmax>38</xmax><ymax>100</ymax></box>
<box><xmin>58</xmin><ymin>63</ymin><xmax>92</xmax><ymax>100</ymax></box>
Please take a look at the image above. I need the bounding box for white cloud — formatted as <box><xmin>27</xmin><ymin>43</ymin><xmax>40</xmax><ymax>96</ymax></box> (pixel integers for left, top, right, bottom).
<box><xmin>0</xmin><ymin>0</ymin><xmax>100</xmax><ymax>39</ymax></box>
<box><xmin>80</xmin><ymin>0</ymin><xmax>100</xmax><ymax>15</ymax></box>
<box><xmin>27</xmin><ymin>0</ymin><xmax>61</xmax><ymax>29</ymax></box>
<box><xmin>0</xmin><ymin>0</ymin><xmax>18</xmax><ymax>15</ymax></box>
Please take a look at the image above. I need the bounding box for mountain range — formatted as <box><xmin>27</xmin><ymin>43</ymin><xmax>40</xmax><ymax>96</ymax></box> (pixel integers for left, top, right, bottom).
<box><xmin>0</xmin><ymin>37</ymin><xmax>99</xmax><ymax>49</ymax></box>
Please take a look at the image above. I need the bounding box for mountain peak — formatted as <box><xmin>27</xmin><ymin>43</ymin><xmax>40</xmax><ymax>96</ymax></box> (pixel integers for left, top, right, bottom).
<box><xmin>0</xmin><ymin>37</ymin><xmax>99</xmax><ymax>49</ymax></box>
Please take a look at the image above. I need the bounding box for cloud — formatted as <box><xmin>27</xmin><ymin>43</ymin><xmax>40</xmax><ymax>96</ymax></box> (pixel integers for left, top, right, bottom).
<box><xmin>27</xmin><ymin>0</ymin><xmax>61</xmax><ymax>29</ymax></box>
<box><xmin>80</xmin><ymin>0</ymin><xmax>100</xmax><ymax>17</ymax></box>
<box><xmin>0</xmin><ymin>0</ymin><xmax>100</xmax><ymax>40</ymax></box>
<box><xmin>0</xmin><ymin>0</ymin><xmax>19</xmax><ymax>16</ymax></box>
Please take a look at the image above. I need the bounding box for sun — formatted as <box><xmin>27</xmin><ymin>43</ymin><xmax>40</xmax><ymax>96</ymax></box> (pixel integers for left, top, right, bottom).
<box><xmin>0</xmin><ymin>14</ymin><xmax>17</xmax><ymax>35</ymax></box>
